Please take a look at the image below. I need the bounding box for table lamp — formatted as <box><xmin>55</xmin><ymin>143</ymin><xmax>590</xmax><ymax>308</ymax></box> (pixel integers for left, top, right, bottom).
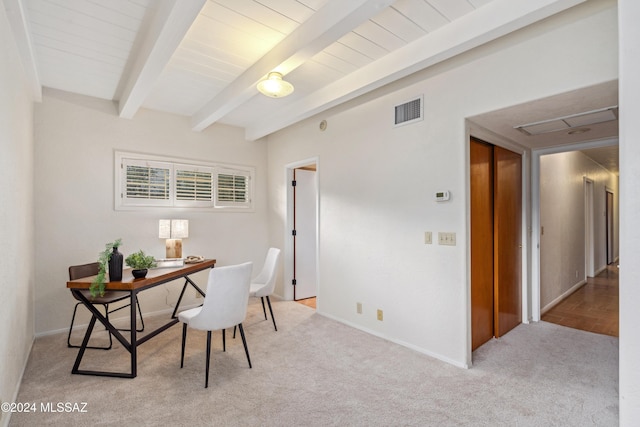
<box><xmin>159</xmin><ymin>219</ymin><xmax>189</xmax><ymax>259</ymax></box>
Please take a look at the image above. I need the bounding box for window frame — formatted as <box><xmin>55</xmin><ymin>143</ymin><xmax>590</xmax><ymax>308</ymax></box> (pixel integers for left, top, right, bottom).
<box><xmin>214</xmin><ymin>168</ymin><xmax>252</xmax><ymax>209</ymax></box>
<box><xmin>115</xmin><ymin>151</ymin><xmax>254</xmax><ymax>212</ymax></box>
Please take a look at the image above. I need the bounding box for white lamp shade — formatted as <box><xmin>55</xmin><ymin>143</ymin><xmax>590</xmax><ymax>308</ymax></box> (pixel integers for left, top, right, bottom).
<box><xmin>159</xmin><ymin>219</ymin><xmax>171</xmax><ymax>238</ymax></box>
<box><xmin>171</xmin><ymin>219</ymin><xmax>189</xmax><ymax>239</ymax></box>
<box><xmin>159</xmin><ymin>219</ymin><xmax>189</xmax><ymax>239</ymax></box>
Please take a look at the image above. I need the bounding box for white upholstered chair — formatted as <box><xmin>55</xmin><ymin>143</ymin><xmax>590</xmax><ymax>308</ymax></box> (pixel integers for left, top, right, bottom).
<box><xmin>178</xmin><ymin>262</ymin><xmax>253</xmax><ymax>388</ymax></box>
<box><xmin>249</xmin><ymin>248</ymin><xmax>281</xmax><ymax>331</ymax></box>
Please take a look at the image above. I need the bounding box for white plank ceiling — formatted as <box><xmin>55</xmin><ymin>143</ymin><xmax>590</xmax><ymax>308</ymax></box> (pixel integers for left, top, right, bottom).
<box><xmin>5</xmin><ymin>0</ymin><xmax>616</xmax><ymax>163</ymax></box>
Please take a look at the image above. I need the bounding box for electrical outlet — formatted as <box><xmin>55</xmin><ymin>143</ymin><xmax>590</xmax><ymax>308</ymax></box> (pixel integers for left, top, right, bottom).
<box><xmin>357</xmin><ymin>302</ymin><xmax>362</xmax><ymax>314</ymax></box>
<box><xmin>377</xmin><ymin>309</ymin><xmax>383</xmax><ymax>321</ymax></box>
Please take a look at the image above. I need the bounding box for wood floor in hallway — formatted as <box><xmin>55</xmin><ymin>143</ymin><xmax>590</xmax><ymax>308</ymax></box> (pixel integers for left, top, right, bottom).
<box><xmin>542</xmin><ymin>264</ymin><xmax>619</xmax><ymax>337</ymax></box>
<box><xmin>296</xmin><ymin>297</ymin><xmax>316</xmax><ymax>309</ymax></box>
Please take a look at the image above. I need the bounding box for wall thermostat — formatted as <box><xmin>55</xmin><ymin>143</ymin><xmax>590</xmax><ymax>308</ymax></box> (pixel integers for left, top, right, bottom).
<box><xmin>435</xmin><ymin>190</ymin><xmax>450</xmax><ymax>202</ymax></box>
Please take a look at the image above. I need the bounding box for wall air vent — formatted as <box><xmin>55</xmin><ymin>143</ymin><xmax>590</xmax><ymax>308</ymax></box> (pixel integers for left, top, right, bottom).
<box><xmin>394</xmin><ymin>96</ymin><xmax>423</xmax><ymax>127</ymax></box>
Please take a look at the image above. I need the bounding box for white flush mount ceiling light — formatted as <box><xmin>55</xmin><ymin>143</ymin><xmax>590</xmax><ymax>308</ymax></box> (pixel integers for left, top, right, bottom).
<box><xmin>257</xmin><ymin>72</ymin><xmax>294</xmax><ymax>98</ymax></box>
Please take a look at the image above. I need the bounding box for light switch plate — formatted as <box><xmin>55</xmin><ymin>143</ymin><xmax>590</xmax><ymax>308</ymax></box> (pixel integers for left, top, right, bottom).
<box><xmin>424</xmin><ymin>231</ymin><xmax>432</xmax><ymax>244</ymax></box>
<box><xmin>438</xmin><ymin>232</ymin><xmax>456</xmax><ymax>246</ymax></box>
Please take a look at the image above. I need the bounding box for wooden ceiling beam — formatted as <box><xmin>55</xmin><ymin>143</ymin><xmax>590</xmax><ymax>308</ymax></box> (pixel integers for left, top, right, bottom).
<box><xmin>190</xmin><ymin>0</ymin><xmax>395</xmax><ymax>132</ymax></box>
<box><xmin>245</xmin><ymin>0</ymin><xmax>587</xmax><ymax>141</ymax></box>
<box><xmin>118</xmin><ymin>0</ymin><xmax>205</xmax><ymax>119</ymax></box>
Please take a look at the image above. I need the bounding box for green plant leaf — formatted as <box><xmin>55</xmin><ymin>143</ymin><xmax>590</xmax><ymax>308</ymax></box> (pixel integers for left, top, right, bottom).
<box><xmin>90</xmin><ymin>239</ymin><xmax>122</xmax><ymax>298</ymax></box>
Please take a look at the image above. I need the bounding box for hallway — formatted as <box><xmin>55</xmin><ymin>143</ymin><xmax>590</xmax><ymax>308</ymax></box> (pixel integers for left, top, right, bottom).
<box><xmin>542</xmin><ymin>264</ymin><xmax>619</xmax><ymax>337</ymax></box>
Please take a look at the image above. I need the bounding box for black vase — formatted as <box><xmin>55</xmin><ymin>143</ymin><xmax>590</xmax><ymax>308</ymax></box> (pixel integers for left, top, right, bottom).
<box><xmin>108</xmin><ymin>246</ymin><xmax>124</xmax><ymax>282</ymax></box>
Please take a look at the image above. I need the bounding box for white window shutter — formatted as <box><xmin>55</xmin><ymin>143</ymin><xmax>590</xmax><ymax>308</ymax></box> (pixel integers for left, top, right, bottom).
<box><xmin>121</xmin><ymin>158</ymin><xmax>172</xmax><ymax>206</ymax></box>
<box><xmin>175</xmin><ymin>164</ymin><xmax>213</xmax><ymax>207</ymax></box>
<box><xmin>215</xmin><ymin>169</ymin><xmax>251</xmax><ymax>208</ymax></box>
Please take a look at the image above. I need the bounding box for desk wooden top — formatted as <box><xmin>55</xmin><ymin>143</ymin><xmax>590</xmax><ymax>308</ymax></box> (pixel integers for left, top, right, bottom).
<box><xmin>67</xmin><ymin>259</ymin><xmax>216</xmax><ymax>291</ymax></box>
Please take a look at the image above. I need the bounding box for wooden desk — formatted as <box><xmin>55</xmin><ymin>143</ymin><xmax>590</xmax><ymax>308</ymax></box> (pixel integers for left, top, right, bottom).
<box><xmin>67</xmin><ymin>259</ymin><xmax>215</xmax><ymax>378</ymax></box>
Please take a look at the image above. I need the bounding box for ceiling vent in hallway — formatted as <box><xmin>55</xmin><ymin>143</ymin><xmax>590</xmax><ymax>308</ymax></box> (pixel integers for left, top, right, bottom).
<box><xmin>514</xmin><ymin>106</ymin><xmax>618</xmax><ymax>136</ymax></box>
<box><xmin>394</xmin><ymin>96</ymin><xmax>423</xmax><ymax>127</ymax></box>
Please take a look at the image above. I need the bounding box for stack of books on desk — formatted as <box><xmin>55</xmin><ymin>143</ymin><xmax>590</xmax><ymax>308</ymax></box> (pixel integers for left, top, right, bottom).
<box><xmin>155</xmin><ymin>258</ymin><xmax>184</xmax><ymax>268</ymax></box>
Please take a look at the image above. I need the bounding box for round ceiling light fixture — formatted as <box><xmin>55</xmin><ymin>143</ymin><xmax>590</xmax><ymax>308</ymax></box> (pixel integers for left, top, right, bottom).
<box><xmin>256</xmin><ymin>72</ymin><xmax>294</xmax><ymax>98</ymax></box>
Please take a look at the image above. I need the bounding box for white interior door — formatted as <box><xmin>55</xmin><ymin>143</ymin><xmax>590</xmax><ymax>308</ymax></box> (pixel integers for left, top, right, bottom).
<box><xmin>294</xmin><ymin>168</ymin><xmax>317</xmax><ymax>300</ymax></box>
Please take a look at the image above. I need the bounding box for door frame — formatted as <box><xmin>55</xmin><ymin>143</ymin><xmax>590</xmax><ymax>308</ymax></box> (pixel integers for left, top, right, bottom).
<box><xmin>284</xmin><ymin>157</ymin><xmax>320</xmax><ymax>303</ymax></box>
<box><xmin>292</xmin><ymin>167</ymin><xmax>318</xmax><ymax>300</ymax></box>
<box><xmin>531</xmin><ymin>137</ymin><xmax>618</xmax><ymax>321</ymax></box>
<box><xmin>606</xmin><ymin>188</ymin><xmax>615</xmax><ymax>264</ymax></box>
<box><xmin>469</xmin><ymin>138</ymin><xmax>525</xmax><ymax>351</ymax></box>
<box><xmin>466</xmin><ymin>124</ymin><xmax>530</xmax><ymax>366</ymax></box>
<box><xmin>585</xmin><ymin>177</ymin><xmax>595</xmax><ymax>277</ymax></box>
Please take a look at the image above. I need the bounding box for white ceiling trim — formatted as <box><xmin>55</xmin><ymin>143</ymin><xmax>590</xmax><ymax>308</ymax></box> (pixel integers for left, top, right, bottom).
<box><xmin>190</xmin><ymin>0</ymin><xmax>395</xmax><ymax>132</ymax></box>
<box><xmin>118</xmin><ymin>0</ymin><xmax>206</xmax><ymax>119</ymax></box>
<box><xmin>2</xmin><ymin>0</ymin><xmax>41</xmax><ymax>101</ymax></box>
<box><xmin>532</xmin><ymin>136</ymin><xmax>618</xmax><ymax>157</ymax></box>
<box><xmin>245</xmin><ymin>0</ymin><xmax>587</xmax><ymax>141</ymax></box>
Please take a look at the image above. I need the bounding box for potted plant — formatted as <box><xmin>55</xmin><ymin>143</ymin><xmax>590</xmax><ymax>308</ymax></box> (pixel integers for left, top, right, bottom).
<box><xmin>125</xmin><ymin>250</ymin><xmax>157</xmax><ymax>279</ymax></box>
<box><xmin>90</xmin><ymin>238</ymin><xmax>123</xmax><ymax>297</ymax></box>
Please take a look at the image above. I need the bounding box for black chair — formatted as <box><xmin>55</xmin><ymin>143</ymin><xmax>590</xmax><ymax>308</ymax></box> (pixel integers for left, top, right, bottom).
<box><xmin>67</xmin><ymin>262</ymin><xmax>144</xmax><ymax>350</ymax></box>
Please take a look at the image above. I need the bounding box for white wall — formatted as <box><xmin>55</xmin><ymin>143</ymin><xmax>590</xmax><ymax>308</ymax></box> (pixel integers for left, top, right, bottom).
<box><xmin>539</xmin><ymin>151</ymin><xmax>618</xmax><ymax>310</ymax></box>
<box><xmin>266</xmin><ymin>0</ymin><xmax>618</xmax><ymax>367</ymax></box>
<box><xmin>33</xmin><ymin>89</ymin><xmax>270</xmax><ymax>334</ymax></box>
<box><xmin>0</xmin><ymin>7</ymin><xmax>35</xmax><ymax>427</ymax></box>
<box><xmin>618</xmin><ymin>0</ymin><xmax>640</xmax><ymax>423</ymax></box>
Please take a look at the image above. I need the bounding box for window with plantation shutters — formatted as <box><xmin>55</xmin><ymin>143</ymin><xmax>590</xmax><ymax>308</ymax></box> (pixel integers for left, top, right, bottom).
<box><xmin>215</xmin><ymin>169</ymin><xmax>250</xmax><ymax>208</ymax></box>
<box><xmin>175</xmin><ymin>165</ymin><xmax>213</xmax><ymax>207</ymax></box>
<box><xmin>122</xmin><ymin>159</ymin><xmax>172</xmax><ymax>206</ymax></box>
<box><xmin>115</xmin><ymin>151</ymin><xmax>254</xmax><ymax>211</ymax></box>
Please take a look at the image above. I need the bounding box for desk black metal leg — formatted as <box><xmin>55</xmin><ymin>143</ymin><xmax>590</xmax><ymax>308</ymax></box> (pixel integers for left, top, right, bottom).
<box><xmin>172</xmin><ymin>279</ymin><xmax>190</xmax><ymax>319</ymax></box>
<box><xmin>130</xmin><ymin>291</ymin><xmax>137</xmax><ymax>378</ymax></box>
<box><xmin>72</xmin><ymin>315</ymin><xmax>97</xmax><ymax>374</ymax></box>
<box><xmin>172</xmin><ymin>277</ymin><xmax>207</xmax><ymax>318</ymax></box>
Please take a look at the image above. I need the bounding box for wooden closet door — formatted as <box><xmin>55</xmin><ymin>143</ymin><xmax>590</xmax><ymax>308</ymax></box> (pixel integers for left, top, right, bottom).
<box><xmin>470</xmin><ymin>139</ymin><xmax>494</xmax><ymax>350</ymax></box>
<box><xmin>493</xmin><ymin>146</ymin><xmax>522</xmax><ymax>337</ymax></box>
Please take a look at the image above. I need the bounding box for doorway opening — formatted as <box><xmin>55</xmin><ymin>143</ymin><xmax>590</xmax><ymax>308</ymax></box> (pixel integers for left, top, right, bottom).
<box><xmin>285</xmin><ymin>159</ymin><xmax>319</xmax><ymax>310</ymax></box>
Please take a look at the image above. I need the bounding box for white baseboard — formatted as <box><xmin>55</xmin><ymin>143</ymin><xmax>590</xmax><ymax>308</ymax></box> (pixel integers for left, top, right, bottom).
<box><xmin>35</xmin><ymin>303</ymin><xmax>202</xmax><ymax>338</ymax></box>
<box><xmin>2</xmin><ymin>336</ymin><xmax>35</xmax><ymax>427</ymax></box>
<box><xmin>541</xmin><ymin>279</ymin><xmax>587</xmax><ymax>315</ymax></box>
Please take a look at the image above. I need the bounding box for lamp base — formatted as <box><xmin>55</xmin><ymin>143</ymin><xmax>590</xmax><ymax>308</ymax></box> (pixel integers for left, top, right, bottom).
<box><xmin>165</xmin><ymin>239</ymin><xmax>183</xmax><ymax>259</ymax></box>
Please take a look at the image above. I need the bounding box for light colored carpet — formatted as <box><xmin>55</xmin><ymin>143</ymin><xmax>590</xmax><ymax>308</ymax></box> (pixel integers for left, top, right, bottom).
<box><xmin>10</xmin><ymin>299</ymin><xmax>618</xmax><ymax>426</ymax></box>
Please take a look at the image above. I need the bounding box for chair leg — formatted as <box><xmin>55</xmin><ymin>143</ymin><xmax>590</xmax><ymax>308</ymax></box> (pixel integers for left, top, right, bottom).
<box><xmin>233</xmin><ymin>325</ymin><xmax>237</xmax><ymax>339</ymax></box>
<box><xmin>205</xmin><ymin>331</ymin><xmax>212</xmax><ymax>388</ymax></box>
<box><xmin>222</xmin><ymin>329</ymin><xmax>226</xmax><ymax>352</ymax></box>
<box><xmin>181</xmin><ymin>323</ymin><xmax>187</xmax><ymax>368</ymax></box>
<box><xmin>238</xmin><ymin>323</ymin><xmax>252</xmax><ymax>369</ymax></box>
<box><xmin>67</xmin><ymin>303</ymin><xmax>80</xmax><ymax>347</ymax></box>
<box><xmin>265</xmin><ymin>296</ymin><xmax>277</xmax><ymax>331</ymax></box>
<box><xmin>67</xmin><ymin>303</ymin><xmax>112</xmax><ymax>350</ymax></box>
<box><xmin>260</xmin><ymin>297</ymin><xmax>267</xmax><ymax>320</ymax></box>
<box><xmin>110</xmin><ymin>299</ymin><xmax>145</xmax><ymax>332</ymax></box>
